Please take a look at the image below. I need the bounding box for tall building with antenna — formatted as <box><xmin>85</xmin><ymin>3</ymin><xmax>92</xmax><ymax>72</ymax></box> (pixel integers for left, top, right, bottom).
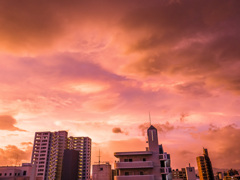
<box><xmin>114</xmin><ymin>125</ymin><xmax>172</xmax><ymax>180</ymax></box>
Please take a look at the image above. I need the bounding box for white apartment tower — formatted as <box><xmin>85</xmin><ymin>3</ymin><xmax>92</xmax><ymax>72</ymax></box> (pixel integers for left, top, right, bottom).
<box><xmin>68</xmin><ymin>136</ymin><xmax>92</xmax><ymax>180</ymax></box>
<box><xmin>114</xmin><ymin>125</ymin><xmax>172</xmax><ymax>180</ymax></box>
<box><xmin>31</xmin><ymin>132</ymin><xmax>52</xmax><ymax>180</ymax></box>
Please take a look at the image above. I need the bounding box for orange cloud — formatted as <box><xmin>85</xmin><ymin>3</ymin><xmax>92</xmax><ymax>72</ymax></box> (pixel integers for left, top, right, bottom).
<box><xmin>0</xmin><ymin>115</ymin><xmax>26</xmax><ymax>131</ymax></box>
<box><xmin>112</xmin><ymin>127</ymin><xmax>123</xmax><ymax>134</ymax></box>
<box><xmin>0</xmin><ymin>144</ymin><xmax>32</xmax><ymax>166</ymax></box>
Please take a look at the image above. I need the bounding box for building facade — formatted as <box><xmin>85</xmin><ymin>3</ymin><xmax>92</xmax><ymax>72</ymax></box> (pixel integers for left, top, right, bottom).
<box><xmin>172</xmin><ymin>165</ymin><xmax>196</xmax><ymax>180</ymax></box>
<box><xmin>114</xmin><ymin>125</ymin><xmax>172</xmax><ymax>180</ymax></box>
<box><xmin>48</xmin><ymin>131</ymin><xmax>68</xmax><ymax>180</ymax></box>
<box><xmin>61</xmin><ymin>149</ymin><xmax>79</xmax><ymax>180</ymax></box>
<box><xmin>92</xmin><ymin>162</ymin><xmax>112</xmax><ymax>180</ymax></box>
<box><xmin>0</xmin><ymin>163</ymin><xmax>36</xmax><ymax>180</ymax></box>
<box><xmin>68</xmin><ymin>136</ymin><xmax>91</xmax><ymax>180</ymax></box>
<box><xmin>196</xmin><ymin>148</ymin><xmax>214</xmax><ymax>180</ymax></box>
<box><xmin>31</xmin><ymin>131</ymin><xmax>52</xmax><ymax>180</ymax></box>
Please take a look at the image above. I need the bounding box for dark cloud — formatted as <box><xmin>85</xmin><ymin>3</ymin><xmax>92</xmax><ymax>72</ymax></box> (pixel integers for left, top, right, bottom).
<box><xmin>0</xmin><ymin>145</ymin><xmax>32</xmax><ymax>166</ymax></box>
<box><xmin>175</xmin><ymin>82</ymin><xmax>211</xmax><ymax>97</ymax></box>
<box><xmin>0</xmin><ymin>115</ymin><xmax>26</xmax><ymax>132</ymax></box>
<box><xmin>112</xmin><ymin>127</ymin><xmax>123</xmax><ymax>134</ymax></box>
<box><xmin>121</xmin><ymin>0</ymin><xmax>240</xmax><ymax>94</ymax></box>
<box><xmin>192</xmin><ymin>124</ymin><xmax>240</xmax><ymax>169</ymax></box>
<box><xmin>139</xmin><ymin>122</ymin><xmax>175</xmax><ymax>136</ymax></box>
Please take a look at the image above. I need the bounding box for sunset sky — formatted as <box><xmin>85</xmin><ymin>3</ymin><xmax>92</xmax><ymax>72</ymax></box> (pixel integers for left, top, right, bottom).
<box><xmin>0</xmin><ymin>0</ymin><xmax>240</xmax><ymax>170</ymax></box>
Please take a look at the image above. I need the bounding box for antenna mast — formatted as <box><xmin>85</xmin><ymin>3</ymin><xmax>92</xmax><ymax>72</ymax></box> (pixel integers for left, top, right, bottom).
<box><xmin>149</xmin><ymin>112</ymin><xmax>152</xmax><ymax>126</ymax></box>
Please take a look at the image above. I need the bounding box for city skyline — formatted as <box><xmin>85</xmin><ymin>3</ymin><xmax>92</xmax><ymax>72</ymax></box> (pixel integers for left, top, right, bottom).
<box><xmin>0</xmin><ymin>0</ymin><xmax>240</xmax><ymax>170</ymax></box>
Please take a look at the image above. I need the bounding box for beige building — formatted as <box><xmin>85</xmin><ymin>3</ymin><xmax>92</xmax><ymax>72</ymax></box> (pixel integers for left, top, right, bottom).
<box><xmin>114</xmin><ymin>125</ymin><xmax>172</xmax><ymax>180</ymax></box>
<box><xmin>92</xmin><ymin>162</ymin><xmax>112</xmax><ymax>180</ymax></box>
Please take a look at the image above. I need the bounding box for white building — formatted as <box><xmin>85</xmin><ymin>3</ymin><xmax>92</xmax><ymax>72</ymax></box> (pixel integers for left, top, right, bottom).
<box><xmin>31</xmin><ymin>131</ymin><xmax>52</xmax><ymax>180</ymax></box>
<box><xmin>185</xmin><ymin>165</ymin><xmax>196</xmax><ymax>180</ymax></box>
<box><xmin>0</xmin><ymin>163</ymin><xmax>36</xmax><ymax>180</ymax></box>
<box><xmin>92</xmin><ymin>162</ymin><xmax>112</xmax><ymax>180</ymax></box>
<box><xmin>114</xmin><ymin>125</ymin><xmax>172</xmax><ymax>180</ymax></box>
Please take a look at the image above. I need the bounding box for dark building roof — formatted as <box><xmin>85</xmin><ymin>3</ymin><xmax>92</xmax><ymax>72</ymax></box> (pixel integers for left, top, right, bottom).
<box><xmin>148</xmin><ymin>125</ymin><xmax>157</xmax><ymax>130</ymax></box>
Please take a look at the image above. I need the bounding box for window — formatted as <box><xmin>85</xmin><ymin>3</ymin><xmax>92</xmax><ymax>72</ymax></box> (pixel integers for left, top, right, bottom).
<box><xmin>143</xmin><ymin>158</ymin><xmax>146</xmax><ymax>161</ymax></box>
<box><xmin>100</xmin><ymin>168</ymin><xmax>103</xmax><ymax>171</ymax></box>
<box><xmin>125</xmin><ymin>172</ymin><xmax>129</xmax><ymax>176</ymax></box>
<box><xmin>129</xmin><ymin>159</ymin><xmax>132</xmax><ymax>162</ymax></box>
<box><xmin>10</xmin><ymin>173</ymin><xmax>12</xmax><ymax>176</ymax></box>
<box><xmin>23</xmin><ymin>171</ymin><xmax>27</xmax><ymax>176</ymax></box>
<box><xmin>0</xmin><ymin>173</ymin><xmax>2</xmax><ymax>176</ymax></box>
<box><xmin>140</xmin><ymin>172</ymin><xmax>144</xmax><ymax>175</ymax></box>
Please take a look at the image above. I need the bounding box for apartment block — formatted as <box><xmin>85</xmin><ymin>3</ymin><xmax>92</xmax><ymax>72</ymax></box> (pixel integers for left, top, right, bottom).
<box><xmin>68</xmin><ymin>136</ymin><xmax>91</xmax><ymax>180</ymax></box>
<box><xmin>31</xmin><ymin>131</ymin><xmax>52</xmax><ymax>180</ymax></box>
<box><xmin>196</xmin><ymin>148</ymin><xmax>214</xmax><ymax>180</ymax></box>
<box><xmin>48</xmin><ymin>131</ymin><xmax>68</xmax><ymax>180</ymax></box>
<box><xmin>31</xmin><ymin>131</ymin><xmax>91</xmax><ymax>180</ymax></box>
<box><xmin>114</xmin><ymin>125</ymin><xmax>172</xmax><ymax>180</ymax></box>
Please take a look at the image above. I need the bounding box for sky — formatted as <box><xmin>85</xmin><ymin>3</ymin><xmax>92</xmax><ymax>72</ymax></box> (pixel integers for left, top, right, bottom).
<box><xmin>0</xmin><ymin>0</ymin><xmax>240</xmax><ymax>170</ymax></box>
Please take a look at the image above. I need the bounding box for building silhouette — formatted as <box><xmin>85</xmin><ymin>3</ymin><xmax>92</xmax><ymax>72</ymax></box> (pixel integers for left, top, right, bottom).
<box><xmin>61</xmin><ymin>149</ymin><xmax>79</xmax><ymax>180</ymax></box>
<box><xmin>196</xmin><ymin>148</ymin><xmax>214</xmax><ymax>180</ymax></box>
<box><xmin>114</xmin><ymin>125</ymin><xmax>172</xmax><ymax>180</ymax></box>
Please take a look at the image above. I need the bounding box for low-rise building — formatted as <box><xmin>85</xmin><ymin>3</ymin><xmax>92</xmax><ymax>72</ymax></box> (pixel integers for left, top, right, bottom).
<box><xmin>92</xmin><ymin>162</ymin><xmax>112</xmax><ymax>180</ymax></box>
<box><xmin>0</xmin><ymin>163</ymin><xmax>36</xmax><ymax>180</ymax></box>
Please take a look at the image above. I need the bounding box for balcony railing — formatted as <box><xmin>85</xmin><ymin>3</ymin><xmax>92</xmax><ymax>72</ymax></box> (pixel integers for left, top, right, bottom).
<box><xmin>114</xmin><ymin>175</ymin><xmax>154</xmax><ymax>180</ymax></box>
<box><xmin>115</xmin><ymin>161</ymin><xmax>153</xmax><ymax>169</ymax></box>
<box><xmin>160</xmin><ymin>167</ymin><xmax>171</xmax><ymax>174</ymax></box>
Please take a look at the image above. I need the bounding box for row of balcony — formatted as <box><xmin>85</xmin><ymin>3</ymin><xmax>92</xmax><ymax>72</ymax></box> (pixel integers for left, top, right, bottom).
<box><xmin>115</xmin><ymin>161</ymin><xmax>153</xmax><ymax>169</ymax></box>
<box><xmin>114</xmin><ymin>175</ymin><xmax>154</xmax><ymax>180</ymax></box>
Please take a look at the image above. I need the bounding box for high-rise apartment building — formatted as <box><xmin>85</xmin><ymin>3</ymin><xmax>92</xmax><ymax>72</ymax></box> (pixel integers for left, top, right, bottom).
<box><xmin>48</xmin><ymin>131</ymin><xmax>68</xmax><ymax>180</ymax></box>
<box><xmin>196</xmin><ymin>148</ymin><xmax>214</xmax><ymax>180</ymax></box>
<box><xmin>68</xmin><ymin>136</ymin><xmax>91</xmax><ymax>180</ymax></box>
<box><xmin>31</xmin><ymin>132</ymin><xmax>52</xmax><ymax>180</ymax></box>
<box><xmin>114</xmin><ymin>125</ymin><xmax>172</xmax><ymax>180</ymax></box>
<box><xmin>31</xmin><ymin>131</ymin><xmax>91</xmax><ymax>180</ymax></box>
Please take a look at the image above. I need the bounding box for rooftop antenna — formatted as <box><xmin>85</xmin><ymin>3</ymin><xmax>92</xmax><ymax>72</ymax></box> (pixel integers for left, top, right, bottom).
<box><xmin>149</xmin><ymin>111</ymin><xmax>152</xmax><ymax>126</ymax></box>
<box><xmin>97</xmin><ymin>149</ymin><xmax>101</xmax><ymax>166</ymax></box>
